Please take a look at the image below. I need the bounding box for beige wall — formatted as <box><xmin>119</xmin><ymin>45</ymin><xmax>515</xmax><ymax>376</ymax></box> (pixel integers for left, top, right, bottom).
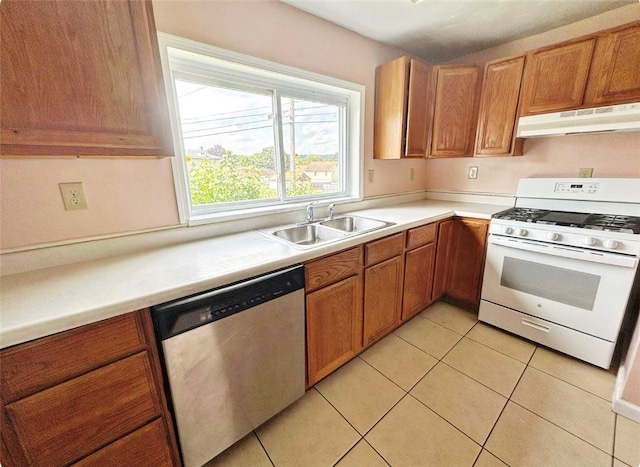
<box><xmin>426</xmin><ymin>3</ymin><xmax>640</xmax><ymax>195</ymax></box>
<box><xmin>2</xmin><ymin>1</ymin><xmax>640</xmax><ymax>250</ymax></box>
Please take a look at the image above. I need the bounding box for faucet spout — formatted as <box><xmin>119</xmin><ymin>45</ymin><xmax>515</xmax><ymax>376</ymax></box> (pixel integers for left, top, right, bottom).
<box><xmin>305</xmin><ymin>201</ymin><xmax>318</xmax><ymax>223</ymax></box>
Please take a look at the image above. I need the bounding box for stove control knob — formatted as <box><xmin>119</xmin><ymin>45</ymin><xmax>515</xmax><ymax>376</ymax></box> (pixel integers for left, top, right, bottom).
<box><xmin>501</xmin><ymin>226</ymin><xmax>513</xmax><ymax>235</ymax></box>
<box><xmin>582</xmin><ymin>236</ymin><xmax>597</xmax><ymax>246</ymax></box>
<box><xmin>546</xmin><ymin>232</ymin><xmax>561</xmax><ymax>241</ymax></box>
<box><xmin>517</xmin><ymin>228</ymin><xmax>528</xmax><ymax>237</ymax></box>
<box><xmin>603</xmin><ymin>239</ymin><xmax>619</xmax><ymax>249</ymax></box>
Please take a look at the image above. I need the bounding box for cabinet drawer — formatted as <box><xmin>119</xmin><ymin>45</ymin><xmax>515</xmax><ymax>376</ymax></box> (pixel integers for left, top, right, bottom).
<box><xmin>4</xmin><ymin>352</ymin><xmax>161</xmax><ymax>467</ymax></box>
<box><xmin>365</xmin><ymin>233</ymin><xmax>404</xmax><ymax>267</ymax></box>
<box><xmin>73</xmin><ymin>419</ymin><xmax>172</xmax><ymax>467</ymax></box>
<box><xmin>1</xmin><ymin>312</ymin><xmax>147</xmax><ymax>403</ymax></box>
<box><xmin>305</xmin><ymin>247</ymin><xmax>361</xmax><ymax>292</ymax></box>
<box><xmin>406</xmin><ymin>223</ymin><xmax>437</xmax><ymax>250</ymax></box>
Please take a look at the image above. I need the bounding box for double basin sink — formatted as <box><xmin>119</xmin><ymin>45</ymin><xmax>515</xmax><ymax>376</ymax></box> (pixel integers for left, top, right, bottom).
<box><xmin>269</xmin><ymin>216</ymin><xmax>395</xmax><ymax>249</ymax></box>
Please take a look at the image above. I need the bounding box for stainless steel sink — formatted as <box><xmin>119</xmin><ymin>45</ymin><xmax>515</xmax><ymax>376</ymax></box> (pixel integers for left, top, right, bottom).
<box><xmin>267</xmin><ymin>215</ymin><xmax>395</xmax><ymax>249</ymax></box>
<box><xmin>271</xmin><ymin>224</ymin><xmax>348</xmax><ymax>247</ymax></box>
<box><xmin>319</xmin><ymin>216</ymin><xmax>393</xmax><ymax>233</ymax></box>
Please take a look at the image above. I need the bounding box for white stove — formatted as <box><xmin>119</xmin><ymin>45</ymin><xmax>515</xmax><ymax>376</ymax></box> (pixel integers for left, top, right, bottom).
<box><xmin>479</xmin><ymin>178</ymin><xmax>640</xmax><ymax>369</ymax></box>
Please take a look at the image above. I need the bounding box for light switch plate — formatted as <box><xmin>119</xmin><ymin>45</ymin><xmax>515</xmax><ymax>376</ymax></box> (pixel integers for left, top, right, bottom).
<box><xmin>578</xmin><ymin>168</ymin><xmax>593</xmax><ymax>178</ymax></box>
<box><xmin>468</xmin><ymin>166</ymin><xmax>478</xmax><ymax>179</ymax></box>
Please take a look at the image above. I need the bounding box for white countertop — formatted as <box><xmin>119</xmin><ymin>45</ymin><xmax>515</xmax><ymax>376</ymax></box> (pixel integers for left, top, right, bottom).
<box><xmin>0</xmin><ymin>199</ymin><xmax>508</xmax><ymax>349</ymax></box>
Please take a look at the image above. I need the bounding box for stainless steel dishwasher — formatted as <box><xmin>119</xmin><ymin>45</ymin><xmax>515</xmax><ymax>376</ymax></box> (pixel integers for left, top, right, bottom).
<box><xmin>152</xmin><ymin>265</ymin><xmax>305</xmax><ymax>467</ymax></box>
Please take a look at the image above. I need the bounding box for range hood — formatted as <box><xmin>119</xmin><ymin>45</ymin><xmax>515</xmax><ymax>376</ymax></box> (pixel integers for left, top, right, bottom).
<box><xmin>516</xmin><ymin>102</ymin><xmax>640</xmax><ymax>138</ymax></box>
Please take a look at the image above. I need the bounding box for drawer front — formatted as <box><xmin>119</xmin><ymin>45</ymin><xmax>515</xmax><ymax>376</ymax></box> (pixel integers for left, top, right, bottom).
<box><xmin>73</xmin><ymin>419</ymin><xmax>172</xmax><ymax>467</ymax></box>
<box><xmin>365</xmin><ymin>233</ymin><xmax>404</xmax><ymax>267</ymax></box>
<box><xmin>406</xmin><ymin>223</ymin><xmax>437</xmax><ymax>250</ymax></box>
<box><xmin>4</xmin><ymin>352</ymin><xmax>161</xmax><ymax>467</ymax></box>
<box><xmin>305</xmin><ymin>247</ymin><xmax>361</xmax><ymax>292</ymax></box>
<box><xmin>1</xmin><ymin>312</ymin><xmax>146</xmax><ymax>403</ymax></box>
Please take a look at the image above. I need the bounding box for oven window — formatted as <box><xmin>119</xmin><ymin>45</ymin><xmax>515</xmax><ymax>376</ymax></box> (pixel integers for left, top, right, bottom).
<box><xmin>500</xmin><ymin>257</ymin><xmax>600</xmax><ymax>310</ymax></box>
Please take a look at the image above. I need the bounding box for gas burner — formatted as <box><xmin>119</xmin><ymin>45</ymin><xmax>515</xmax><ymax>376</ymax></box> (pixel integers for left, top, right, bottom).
<box><xmin>584</xmin><ymin>214</ymin><xmax>640</xmax><ymax>234</ymax></box>
<box><xmin>492</xmin><ymin>207</ymin><xmax>550</xmax><ymax>223</ymax></box>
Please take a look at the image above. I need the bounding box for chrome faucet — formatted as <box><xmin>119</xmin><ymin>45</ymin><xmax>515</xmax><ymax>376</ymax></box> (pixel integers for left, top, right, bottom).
<box><xmin>327</xmin><ymin>203</ymin><xmax>335</xmax><ymax>220</ymax></box>
<box><xmin>305</xmin><ymin>201</ymin><xmax>318</xmax><ymax>223</ymax></box>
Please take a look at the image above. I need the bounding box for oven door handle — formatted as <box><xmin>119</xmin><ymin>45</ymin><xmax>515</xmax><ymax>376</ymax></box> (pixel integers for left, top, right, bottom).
<box><xmin>489</xmin><ymin>235</ymin><xmax>638</xmax><ymax>268</ymax></box>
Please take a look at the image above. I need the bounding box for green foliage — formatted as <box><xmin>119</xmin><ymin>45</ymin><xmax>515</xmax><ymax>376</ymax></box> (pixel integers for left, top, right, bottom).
<box><xmin>187</xmin><ymin>146</ymin><xmax>322</xmax><ymax>205</ymax></box>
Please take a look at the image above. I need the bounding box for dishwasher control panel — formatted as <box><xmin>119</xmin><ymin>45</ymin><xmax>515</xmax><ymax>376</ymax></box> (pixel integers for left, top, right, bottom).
<box><xmin>152</xmin><ymin>265</ymin><xmax>304</xmax><ymax>340</ymax></box>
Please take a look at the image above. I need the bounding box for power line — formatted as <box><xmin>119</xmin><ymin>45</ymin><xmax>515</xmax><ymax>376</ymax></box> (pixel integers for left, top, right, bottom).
<box><xmin>182</xmin><ymin>121</ymin><xmax>338</xmax><ymax>139</ymax></box>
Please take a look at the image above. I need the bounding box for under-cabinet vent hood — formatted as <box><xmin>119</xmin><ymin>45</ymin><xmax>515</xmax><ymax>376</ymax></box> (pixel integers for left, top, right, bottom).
<box><xmin>516</xmin><ymin>102</ymin><xmax>640</xmax><ymax>138</ymax></box>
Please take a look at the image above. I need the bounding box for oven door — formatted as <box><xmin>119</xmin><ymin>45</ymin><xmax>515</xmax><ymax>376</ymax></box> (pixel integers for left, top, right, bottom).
<box><xmin>481</xmin><ymin>234</ymin><xmax>638</xmax><ymax>341</ymax></box>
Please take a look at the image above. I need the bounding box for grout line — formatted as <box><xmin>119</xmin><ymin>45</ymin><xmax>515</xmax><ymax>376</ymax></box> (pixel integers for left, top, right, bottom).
<box><xmin>252</xmin><ymin>430</ymin><xmax>276</xmax><ymax>467</ymax></box>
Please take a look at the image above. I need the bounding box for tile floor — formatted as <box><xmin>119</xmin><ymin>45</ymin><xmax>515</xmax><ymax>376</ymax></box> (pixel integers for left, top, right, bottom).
<box><xmin>205</xmin><ymin>301</ymin><xmax>640</xmax><ymax>467</ymax></box>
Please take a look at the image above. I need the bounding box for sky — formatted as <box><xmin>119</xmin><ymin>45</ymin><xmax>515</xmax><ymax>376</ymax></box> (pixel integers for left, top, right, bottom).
<box><xmin>175</xmin><ymin>79</ymin><xmax>340</xmax><ymax>157</ymax></box>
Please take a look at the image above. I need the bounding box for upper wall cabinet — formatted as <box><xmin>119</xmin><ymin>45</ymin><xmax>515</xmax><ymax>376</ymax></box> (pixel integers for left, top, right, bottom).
<box><xmin>584</xmin><ymin>22</ymin><xmax>640</xmax><ymax>106</ymax></box>
<box><xmin>429</xmin><ymin>65</ymin><xmax>481</xmax><ymax>158</ymax></box>
<box><xmin>474</xmin><ymin>55</ymin><xmax>525</xmax><ymax>157</ymax></box>
<box><xmin>519</xmin><ymin>38</ymin><xmax>596</xmax><ymax>115</ymax></box>
<box><xmin>0</xmin><ymin>0</ymin><xmax>173</xmax><ymax>157</ymax></box>
<box><xmin>374</xmin><ymin>56</ymin><xmax>434</xmax><ymax>159</ymax></box>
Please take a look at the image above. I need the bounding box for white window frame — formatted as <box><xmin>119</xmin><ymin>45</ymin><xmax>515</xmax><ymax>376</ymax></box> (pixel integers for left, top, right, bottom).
<box><xmin>157</xmin><ymin>33</ymin><xmax>364</xmax><ymax>225</ymax></box>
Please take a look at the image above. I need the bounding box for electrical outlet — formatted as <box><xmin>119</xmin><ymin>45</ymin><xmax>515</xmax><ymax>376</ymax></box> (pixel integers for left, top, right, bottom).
<box><xmin>578</xmin><ymin>168</ymin><xmax>593</xmax><ymax>178</ymax></box>
<box><xmin>368</xmin><ymin>169</ymin><xmax>374</xmax><ymax>183</ymax></box>
<box><xmin>59</xmin><ymin>182</ymin><xmax>88</xmax><ymax>210</ymax></box>
<box><xmin>468</xmin><ymin>166</ymin><xmax>478</xmax><ymax>179</ymax></box>
<box><xmin>409</xmin><ymin>168</ymin><xmax>415</xmax><ymax>181</ymax></box>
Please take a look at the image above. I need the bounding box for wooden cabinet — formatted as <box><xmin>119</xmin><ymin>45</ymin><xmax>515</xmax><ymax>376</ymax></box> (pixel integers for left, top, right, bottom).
<box><xmin>446</xmin><ymin>218</ymin><xmax>489</xmax><ymax>311</ymax></box>
<box><xmin>0</xmin><ymin>0</ymin><xmax>172</xmax><ymax>157</ymax></box>
<box><xmin>430</xmin><ymin>65</ymin><xmax>482</xmax><ymax>158</ymax></box>
<box><xmin>432</xmin><ymin>219</ymin><xmax>454</xmax><ymax>301</ymax></box>
<box><xmin>520</xmin><ymin>38</ymin><xmax>596</xmax><ymax>115</ymax></box>
<box><xmin>402</xmin><ymin>223</ymin><xmax>437</xmax><ymax>321</ymax></box>
<box><xmin>475</xmin><ymin>55</ymin><xmax>526</xmax><ymax>157</ymax></box>
<box><xmin>305</xmin><ymin>247</ymin><xmax>363</xmax><ymax>386</ymax></box>
<box><xmin>584</xmin><ymin>22</ymin><xmax>640</xmax><ymax>106</ymax></box>
<box><xmin>374</xmin><ymin>56</ymin><xmax>434</xmax><ymax>159</ymax></box>
<box><xmin>0</xmin><ymin>310</ymin><xmax>180</xmax><ymax>467</ymax></box>
<box><xmin>363</xmin><ymin>234</ymin><xmax>405</xmax><ymax>346</ymax></box>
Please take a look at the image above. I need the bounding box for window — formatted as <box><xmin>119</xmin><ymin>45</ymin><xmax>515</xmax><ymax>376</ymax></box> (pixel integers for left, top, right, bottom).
<box><xmin>157</xmin><ymin>33</ymin><xmax>364</xmax><ymax>224</ymax></box>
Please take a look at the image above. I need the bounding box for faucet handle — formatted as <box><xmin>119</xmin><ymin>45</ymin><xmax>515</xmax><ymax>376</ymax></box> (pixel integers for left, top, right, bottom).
<box><xmin>328</xmin><ymin>203</ymin><xmax>336</xmax><ymax>220</ymax></box>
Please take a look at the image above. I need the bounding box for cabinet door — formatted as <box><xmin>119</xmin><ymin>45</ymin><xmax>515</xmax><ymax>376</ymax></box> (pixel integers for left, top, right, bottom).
<box><xmin>432</xmin><ymin>219</ymin><xmax>454</xmax><ymax>301</ymax></box>
<box><xmin>0</xmin><ymin>0</ymin><xmax>172</xmax><ymax>157</ymax></box>
<box><xmin>405</xmin><ymin>60</ymin><xmax>434</xmax><ymax>157</ymax></box>
<box><xmin>430</xmin><ymin>66</ymin><xmax>480</xmax><ymax>158</ymax></box>
<box><xmin>363</xmin><ymin>256</ymin><xmax>404</xmax><ymax>346</ymax></box>
<box><xmin>475</xmin><ymin>56</ymin><xmax>525</xmax><ymax>157</ymax></box>
<box><xmin>584</xmin><ymin>23</ymin><xmax>640</xmax><ymax>106</ymax></box>
<box><xmin>374</xmin><ymin>56</ymin><xmax>409</xmax><ymax>159</ymax></box>
<box><xmin>447</xmin><ymin>218</ymin><xmax>489</xmax><ymax>310</ymax></box>
<box><xmin>520</xmin><ymin>38</ymin><xmax>595</xmax><ymax>115</ymax></box>
<box><xmin>402</xmin><ymin>242</ymin><xmax>436</xmax><ymax>321</ymax></box>
<box><xmin>306</xmin><ymin>275</ymin><xmax>362</xmax><ymax>386</ymax></box>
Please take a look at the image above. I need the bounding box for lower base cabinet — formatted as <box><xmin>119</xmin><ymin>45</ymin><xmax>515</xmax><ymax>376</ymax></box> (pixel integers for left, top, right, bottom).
<box><xmin>0</xmin><ymin>310</ymin><xmax>181</xmax><ymax>467</ymax></box>
<box><xmin>445</xmin><ymin>217</ymin><xmax>490</xmax><ymax>310</ymax></box>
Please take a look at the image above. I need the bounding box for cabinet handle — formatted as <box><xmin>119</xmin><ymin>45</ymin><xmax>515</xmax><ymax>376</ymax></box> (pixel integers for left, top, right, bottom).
<box><xmin>521</xmin><ymin>318</ymin><xmax>550</xmax><ymax>333</ymax></box>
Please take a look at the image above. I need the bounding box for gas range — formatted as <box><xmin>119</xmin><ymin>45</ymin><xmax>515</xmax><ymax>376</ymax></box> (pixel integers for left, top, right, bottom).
<box><xmin>490</xmin><ymin>179</ymin><xmax>640</xmax><ymax>257</ymax></box>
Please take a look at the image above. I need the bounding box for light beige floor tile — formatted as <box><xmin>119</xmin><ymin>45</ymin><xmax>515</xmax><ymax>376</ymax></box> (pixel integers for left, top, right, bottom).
<box><xmin>474</xmin><ymin>449</ymin><xmax>508</xmax><ymax>467</ymax></box>
<box><xmin>335</xmin><ymin>440</ymin><xmax>388</xmax><ymax>467</ymax></box>
<box><xmin>315</xmin><ymin>357</ymin><xmax>405</xmax><ymax>434</ymax></box>
<box><xmin>511</xmin><ymin>366</ymin><xmax>615</xmax><ymax>454</ymax></box>
<box><xmin>485</xmin><ymin>402</ymin><xmax>611</xmax><ymax>467</ymax></box>
<box><xmin>204</xmin><ymin>432</ymin><xmax>271</xmax><ymax>467</ymax></box>
<box><xmin>615</xmin><ymin>414</ymin><xmax>640</xmax><ymax>466</ymax></box>
<box><xmin>360</xmin><ymin>333</ymin><xmax>438</xmax><ymax>391</ymax></box>
<box><xmin>419</xmin><ymin>301</ymin><xmax>478</xmax><ymax>335</ymax></box>
<box><xmin>529</xmin><ymin>346</ymin><xmax>615</xmax><ymax>401</ymax></box>
<box><xmin>466</xmin><ymin>322</ymin><xmax>536</xmax><ymax>363</ymax></box>
<box><xmin>255</xmin><ymin>389</ymin><xmax>360</xmax><ymax>467</ymax></box>
<box><xmin>394</xmin><ymin>315</ymin><xmax>462</xmax><ymax>359</ymax></box>
<box><xmin>613</xmin><ymin>459</ymin><xmax>632</xmax><ymax>467</ymax></box>
<box><xmin>366</xmin><ymin>395</ymin><xmax>481</xmax><ymax>467</ymax></box>
<box><xmin>443</xmin><ymin>338</ymin><xmax>526</xmax><ymax>397</ymax></box>
<box><xmin>411</xmin><ymin>363</ymin><xmax>507</xmax><ymax>444</ymax></box>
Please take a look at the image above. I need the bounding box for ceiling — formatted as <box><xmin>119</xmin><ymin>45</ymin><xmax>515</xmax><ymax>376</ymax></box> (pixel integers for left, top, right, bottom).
<box><xmin>281</xmin><ymin>0</ymin><xmax>635</xmax><ymax>62</ymax></box>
